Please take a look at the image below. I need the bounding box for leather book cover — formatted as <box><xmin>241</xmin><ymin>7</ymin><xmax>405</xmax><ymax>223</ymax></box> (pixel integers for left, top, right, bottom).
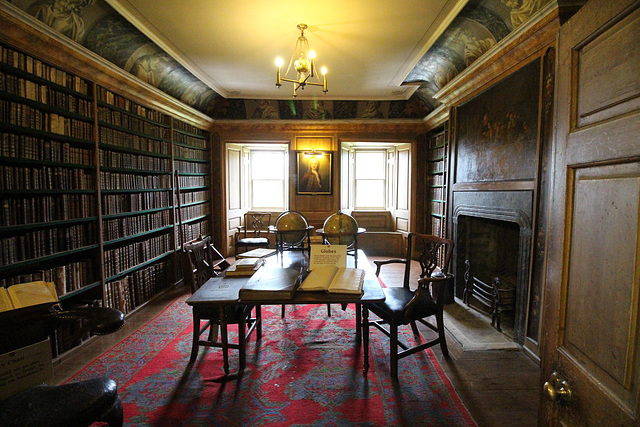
<box><xmin>239</xmin><ymin>267</ymin><xmax>302</xmax><ymax>301</ymax></box>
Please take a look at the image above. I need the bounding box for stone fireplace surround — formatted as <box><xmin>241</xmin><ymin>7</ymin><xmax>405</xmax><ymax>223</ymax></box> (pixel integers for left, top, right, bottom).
<box><xmin>452</xmin><ymin>190</ymin><xmax>533</xmax><ymax>344</ymax></box>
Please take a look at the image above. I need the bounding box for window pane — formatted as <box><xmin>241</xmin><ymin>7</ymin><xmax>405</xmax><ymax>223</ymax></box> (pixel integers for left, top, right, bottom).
<box><xmin>252</xmin><ymin>180</ymin><xmax>284</xmax><ymax>210</ymax></box>
<box><xmin>355</xmin><ymin>152</ymin><xmax>385</xmax><ymax>179</ymax></box>
<box><xmin>355</xmin><ymin>180</ymin><xmax>385</xmax><ymax>209</ymax></box>
<box><xmin>251</xmin><ymin>151</ymin><xmax>284</xmax><ymax>179</ymax></box>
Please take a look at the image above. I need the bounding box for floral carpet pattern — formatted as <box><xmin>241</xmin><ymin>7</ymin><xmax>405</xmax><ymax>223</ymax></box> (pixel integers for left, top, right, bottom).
<box><xmin>68</xmin><ymin>295</ymin><xmax>476</xmax><ymax>426</ymax></box>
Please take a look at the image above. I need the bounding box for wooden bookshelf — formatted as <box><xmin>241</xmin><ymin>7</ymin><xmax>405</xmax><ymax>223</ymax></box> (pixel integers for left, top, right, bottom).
<box><xmin>97</xmin><ymin>86</ymin><xmax>175</xmax><ymax>316</ymax></box>
<box><xmin>425</xmin><ymin>125</ymin><xmax>449</xmax><ymax>266</ymax></box>
<box><xmin>173</xmin><ymin>118</ymin><xmax>211</xmax><ymax>247</ymax></box>
<box><xmin>0</xmin><ymin>42</ymin><xmax>213</xmax><ymax>356</ymax></box>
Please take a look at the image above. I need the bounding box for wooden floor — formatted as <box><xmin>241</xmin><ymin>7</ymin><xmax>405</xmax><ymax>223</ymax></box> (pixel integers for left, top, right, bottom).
<box><xmin>53</xmin><ymin>256</ymin><xmax>541</xmax><ymax>427</ymax></box>
<box><xmin>372</xmin><ymin>257</ymin><xmax>540</xmax><ymax>427</ymax></box>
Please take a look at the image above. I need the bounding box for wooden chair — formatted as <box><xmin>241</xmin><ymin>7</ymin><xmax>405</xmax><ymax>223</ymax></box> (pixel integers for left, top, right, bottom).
<box><xmin>370</xmin><ymin>232</ymin><xmax>454</xmax><ymax>378</ymax></box>
<box><xmin>235</xmin><ymin>212</ymin><xmax>271</xmax><ymax>257</ymax></box>
<box><xmin>183</xmin><ymin>236</ymin><xmax>260</xmax><ymax>375</ymax></box>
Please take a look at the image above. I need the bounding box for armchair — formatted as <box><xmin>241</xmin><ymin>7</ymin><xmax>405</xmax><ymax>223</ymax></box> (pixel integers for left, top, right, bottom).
<box><xmin>370</xmin><ymin>232</ymin><xmax>454</xmax><ymax>378</ymax></box>
<box><xmin>0</xmin><ymin>303</ymin><xmax>125</xmax><ymax>426</ymax></box>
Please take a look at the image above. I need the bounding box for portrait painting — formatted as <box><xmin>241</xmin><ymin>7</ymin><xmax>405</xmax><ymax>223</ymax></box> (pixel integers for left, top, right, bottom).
<box><xmin>297</xmin><ymin>152</ymin><xmax>332</xmax><ymax>195</ymax></box>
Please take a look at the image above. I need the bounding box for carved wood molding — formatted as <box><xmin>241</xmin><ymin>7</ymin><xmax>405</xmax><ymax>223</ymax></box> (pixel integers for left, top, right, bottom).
<box><xmin>0</xmin><ymin>3</ymin><xmax>213</xmax><ymax>129</ymax></box>
<box><xmin>212</xmin><ymin>119</ymin><xmax>426</xmax><ymax>134</ymax></box>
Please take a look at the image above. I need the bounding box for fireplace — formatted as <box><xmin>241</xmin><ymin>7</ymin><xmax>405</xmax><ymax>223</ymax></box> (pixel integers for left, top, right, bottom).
<box><xmin>452</xmin><ymin>191</ymin><xmax>533</xmax><ymax>344</ymax></box>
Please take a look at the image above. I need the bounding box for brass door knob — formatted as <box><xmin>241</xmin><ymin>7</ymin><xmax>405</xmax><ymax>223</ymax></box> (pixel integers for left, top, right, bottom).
<box><xmin>544</xmin><ymin>371</ymin><xmax>572</xmax><ymax>403</ymax></box>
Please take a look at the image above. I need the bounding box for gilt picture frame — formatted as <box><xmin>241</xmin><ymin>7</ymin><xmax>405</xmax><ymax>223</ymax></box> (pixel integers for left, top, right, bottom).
<box><xmin>296</xmin><ymin>152</ymin><xmax>332</xmax><ymax>195</ymax></box>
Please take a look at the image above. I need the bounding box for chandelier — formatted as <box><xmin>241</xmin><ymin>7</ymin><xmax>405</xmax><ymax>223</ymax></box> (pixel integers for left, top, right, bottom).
<box><xmin>276</xmin><ymin>24</ymin><xmax>327</xmax><ymax>97</ymax></box>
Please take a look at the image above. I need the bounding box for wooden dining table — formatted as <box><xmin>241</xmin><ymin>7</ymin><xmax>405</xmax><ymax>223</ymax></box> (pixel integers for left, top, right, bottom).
<box><xmin>185</xmin><ymin>249</ymin><xmax>385</xmax><ymax>374</ymax></box>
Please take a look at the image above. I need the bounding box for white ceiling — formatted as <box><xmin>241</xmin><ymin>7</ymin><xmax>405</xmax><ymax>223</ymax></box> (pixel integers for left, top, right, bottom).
<box><xmin>106</xmin><ymin>0</ymin><xmax>467</xmax><ymax>100</ymax></box>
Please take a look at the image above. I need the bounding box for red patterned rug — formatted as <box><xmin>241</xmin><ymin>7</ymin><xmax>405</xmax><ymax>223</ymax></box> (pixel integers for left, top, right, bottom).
<box><xmin>67</xmin><ymin>295</ymin><xmax>476</xmax><ymax>426</ymax></box>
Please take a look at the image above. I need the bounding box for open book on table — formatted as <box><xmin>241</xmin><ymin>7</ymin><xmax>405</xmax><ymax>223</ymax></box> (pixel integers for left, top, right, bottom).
<box><xmin>0</xmin><ymin>281</ymin><xmax>58</xmax><ymax>312</ymax></box>
<box><xmin>298</xmin><ymin>265</ymin><xmax>365</xmax><ymax>295</ymax></box>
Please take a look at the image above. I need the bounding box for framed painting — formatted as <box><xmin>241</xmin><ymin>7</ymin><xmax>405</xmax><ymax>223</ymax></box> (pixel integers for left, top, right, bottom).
<box><xmin>455</xmin><ymin>58</ymin><xmax>541</xmax><ymax>183</ymax></box>
<box><xmin>297</xmin><ymin>152</ymin><xmax>332</xmax><ymax>195</ymax></box>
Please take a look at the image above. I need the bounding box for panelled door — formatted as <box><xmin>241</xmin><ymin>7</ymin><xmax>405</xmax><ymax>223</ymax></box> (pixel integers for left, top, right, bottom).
<box><xmin>539</xmin><ymin>0</ymin><xmax>640</xmax><ymax>424</ymax></box>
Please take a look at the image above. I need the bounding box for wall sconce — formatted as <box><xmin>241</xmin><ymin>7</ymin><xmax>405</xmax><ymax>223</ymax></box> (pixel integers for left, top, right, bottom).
<box><xmin>303</xmin><ymin>149</ymin><xmax>324</xmax><ymax>159</ymax></box>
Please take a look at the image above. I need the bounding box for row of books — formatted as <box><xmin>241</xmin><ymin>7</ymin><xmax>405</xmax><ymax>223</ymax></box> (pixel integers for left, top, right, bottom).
<box><xmin>428</xmin><ymin>160</ymin><xmax>446</xmax><ymax>174</ymax></box>
<box><xmin>99</xmin><ymin>171</ymin><xmax>172</xmax><ymax>190</ymax></box>
<box><xmin>173</xmin><ymin>131</ymin><xmax>207</xmax><ymax>149</ymax></box>
<box><xmin>98</xmin><ymin>106</ymin><xmax>169</xmax><ymax>139</ymax></box>
<box><xmin>177</xmin><ymin>175</ymin><xmax>209</xmax><ymax>188</ymax></box>
<box><xmin>97</xmin><ymin>87</ymin><xmax>166</xmax><ymax>123</ymax></box>
<box><xmin>0</xmin><ymin>194</ymin><xmax>95</xmax><ymax>226</ymax></box>
<box><xmin>430</xmin><ymin>215</ymin><xmax>445</xmax><ymax>236</ymax></box>
<box><xmin>429</xmin><ymin>201</ymin><xmax>446</xmax><ymax>216</ymax></box>
<box><xmin>428</xmin><ymin>186</ymin><xmax>445</xmax><ymax>201</ymax></box>
<box><xmin>1</xmin><ymin>71</ymin><xmax>93</xmax><ymax>117</ymax></box>
<box><xmin>426</xmin><ymin>173</ymin><xmax>445</xmax><ymax>186</ymax></box>
<box><xmin>0</xmin><ymin>259</ymin><xmax>94</xmax><ymax>294</ymax></box>
<box><xmin>428</xmin><ymin>146</ymin><xmax>446</xmax><ymax>160</ymax></box>
<box><xmin>175</xmin><ymin>159</ymin><xmax>209</xmax><ymax>174</ymax></box>
<box><xmin>104</xmin><ymin>261</ymin><xmax>165</xmax><ymax>314</ymax></box>
<box><xmin>100</xmin><ymin>149</ymin><xmax>171</xmax><ymax>171</ymax></box>
<box><xmin>0</xmin><ymin>165</ymin><xmax>94</xmax><ymax>190</ymax></box>
<box><xmin>99</xmin><ymin>126</ymin><xmax>170</xmax><ymax>155</ymax></box>
<box><xmin>103</xmin><ymin>209</ymin><xmax>172</xmax><ymax>241</ymax></box>
<box><xmin>0</xmin><ymin>222</ymin><xmax>96</xmax><ymax>266</ymax></box>
<box><xmin>103</xmin><ymin>233</ymin><xmax>171</xmax><ymax>278</ymax></box>
<box><xmin>0</xmin><ymin>44</ymin><xmax>90</xmax><ymax>95</ymax></box>
<box><xmin>101</xmin><ymin>192</ymin><xmax>171</xmax><ymax>215</ymax></box>
<box><xmin>172</xmin><ymin>119</ymin><xmax>207</xmax><ymax>137</ymax></box>
<box><xmin>179</xmin><ymin>220</ymin><xmax>209</xmax><ymax>245</ymax></box>
<box><xmin>1</xmin><ymin>133</ymin><xmax>93</xmax><ymax>165</ymax></box>
<box><xmin>174</xmin><ymin>145</ymin><xmax>208</xmax><ymax>161</ymax></box>
<box><xmin>1</xmin><ymin>100</ymin><xmax>94</xmax><ymax>139</ymax></box>
<box><xmin>428</xmin><ymin>132</ymin><xmax>447</xmax><ymax>149</ymax></box>
<box><xmin>180</xmin><ymin>190</ymin><xmax>208</xmax><ymax>205</ymax></box>
<box><xmin>181</xmin><ymin>202</ymin><xmax>209</xmax><ymax>220</ymax></box>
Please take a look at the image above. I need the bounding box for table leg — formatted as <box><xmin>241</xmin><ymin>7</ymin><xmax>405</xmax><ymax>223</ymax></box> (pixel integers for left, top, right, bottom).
<box><xmin>189</xmin><ymin>312</ymin><xmax>200</xmax><ymax>363</ymax></box>
<box><xmin>256</xmin><ymin>305</ymin><xmax>262</xmax><ymax>340</ymax></box>
<box><xmin>239</xmin><ymin>314</ymin><xmax>246</xmax><ymax>372</ymax></box>
<box><xmin>219</xmin><ymin>306</ymin><xmax>229</xmax><ymax>375</ymax></box>
<box><xmin>362</xmin><ymin>304</ymin><xmax>370</xmax><ymax>375</ymax></box>
<box><xmin>355</xmin><ymin>303</ymin><xmax>362</xmax><ymax>344</ymax></box>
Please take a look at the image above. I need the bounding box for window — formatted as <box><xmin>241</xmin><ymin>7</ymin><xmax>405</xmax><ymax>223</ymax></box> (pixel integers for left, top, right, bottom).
<box><xmin>341</xmin><ymin>142</ymin><xmax>412</xmax><ymax>232</ymax></box>
<box><xmin>354</xmin><ymin>151</ymin><xmax>386</xmax><ymax>209</ymax></box>
<box><xmin>246</xmin><ymin>147</ymin><xmax>288</xmax><ymax>211</ymax></box>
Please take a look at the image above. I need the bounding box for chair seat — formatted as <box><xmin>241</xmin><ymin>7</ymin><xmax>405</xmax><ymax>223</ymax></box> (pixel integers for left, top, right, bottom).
<box><xmin>0</xmin><ymin>377</ymin><xmax>122</xmax><ymax>427</ymax></box>
<box><xmin>370</xmin><ymin>286</ymin><xmax>438</xmax><ymax>325</ymax></box>
<box><xmin>237</xmin><ymin>237</ymin><xmax>268</xmax><ymax>246</ymax></box>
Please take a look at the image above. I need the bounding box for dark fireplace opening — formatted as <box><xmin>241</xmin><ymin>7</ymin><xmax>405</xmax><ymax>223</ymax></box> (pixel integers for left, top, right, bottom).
<box><xmin>456</xmin><ymin>215</ymin><xmax>521</xmax><ymax>339</ymax></box>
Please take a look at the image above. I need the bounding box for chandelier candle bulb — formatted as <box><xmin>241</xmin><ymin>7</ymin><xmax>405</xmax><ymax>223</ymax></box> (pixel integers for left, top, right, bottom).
<box><xmin>276</xmin><ymin>57</ymin><xmax>283</xmax><ymax>86</ymax></box>
<box><xmin>322</xmin><ymin>67</ymin><xmax>327</xmax><ymax>92</ymax></box>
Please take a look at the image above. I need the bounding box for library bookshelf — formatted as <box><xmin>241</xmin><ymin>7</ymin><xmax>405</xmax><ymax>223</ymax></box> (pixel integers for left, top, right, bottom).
<box><xmin>0</xmin><ymin>42</ymin><xmax>212</xmax><ymax>357</ymax></box>
<box><xmin>425</xmin><ymin>125</ymin><xmax>449</xmax><ymax>267</ymax></box>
